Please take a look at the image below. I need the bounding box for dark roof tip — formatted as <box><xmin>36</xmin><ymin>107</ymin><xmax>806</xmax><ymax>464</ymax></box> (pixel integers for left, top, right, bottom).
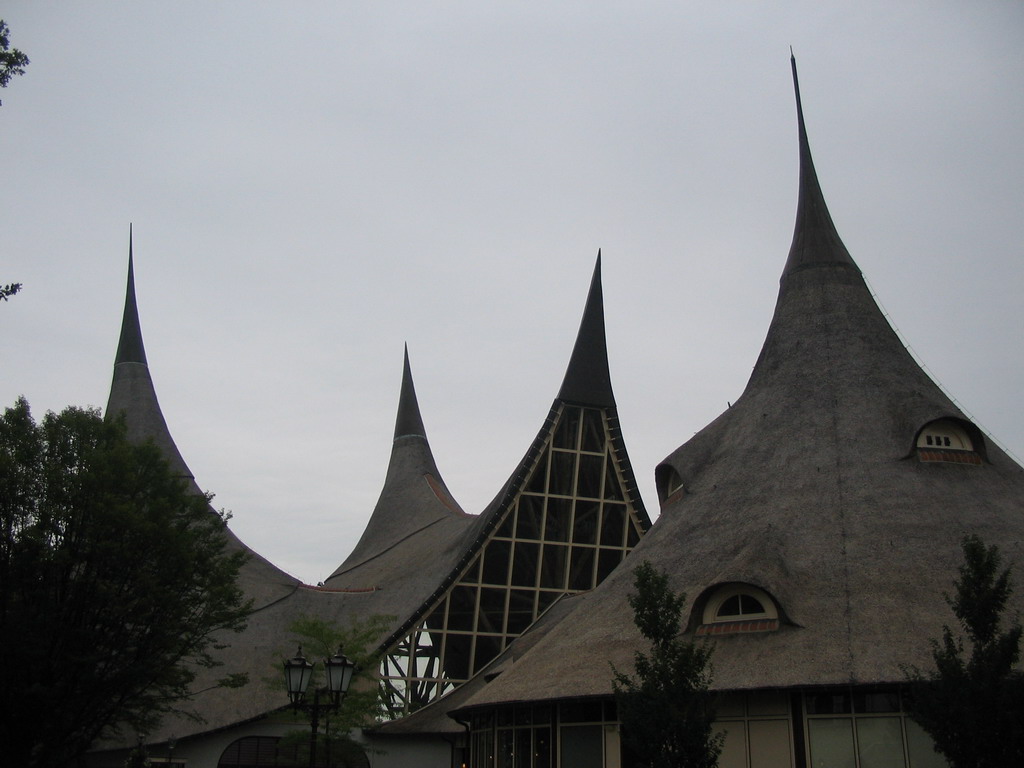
<box><xmin>393</xmin><ymin>344</ymin><xmax>428</xmax><ymax>441</ymax></box>
<box><xmin>556</xmin><ymin>252</ymin><xmax>615</xmax><ymax>408</ymax></box>
<box><xmin>784</xmin><ymin>56</ymin><xmax>858</xmax><ymax>279</ymax></box>
<box><xmin>113</xmin><ymin>225</ymin><xmax>148</xmax><ymax>366</ymax></box>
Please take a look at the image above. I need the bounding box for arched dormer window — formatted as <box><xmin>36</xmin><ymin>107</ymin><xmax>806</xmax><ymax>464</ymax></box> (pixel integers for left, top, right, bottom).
<box><xmin>695</xmin><ymin>583</ymin><xmax>780</xmax><ymax>636</ymax></box>
<box><xmin>915</xmin><ymin>418</ymin><xmax>983</xmax><ymax>466</ymax></box>
<box><xmin>655</xmin><ymin>464</ymin><xmax>684</xmax><ymax>504</ymax></box>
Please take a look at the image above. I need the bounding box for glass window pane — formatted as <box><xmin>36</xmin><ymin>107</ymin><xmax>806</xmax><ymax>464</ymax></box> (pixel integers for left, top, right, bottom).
<box><xmin>482</xmin><ymin>540</ymin><xmax>511</xmax><ymax>584</ymax></box>
<box><xmin>905</xmin><ymin>719</ymin><xmax>948</xmax><ymax>768</ymax></box>
<box><xmin>516</xmin><ymin>727</ymin><xmax>533</xmax><ymax>767</ymax></box>
<box><xmin>808</xmin><ymin>719</ymin><xmax>856</xmax><ymax>768</ymax></box>
<box><xmin>477</xmin><ymin>588</ymin><xmax>506</xmax><ymax>633</ymax></box>
<box><xmin>748</xmin><ymin>691</ymin><xmax>789</xmax><ymax>716</ymax></box>
<box><xmin>525</xmin><ymin>448</ymin><xmax>549</xmax><ymax>494</ymax></box>
<box><xmin>554</xmin><ymin>407</ymin><xmax>581</xmax><ymax>449</ymax></box>
<box><xmin>856</xmin><ymin>717</ymin><xmax>906</xmax><ymax>768</ymax></box>
<box><xmin>473</xmin><ymin>635</ymin><xmax>503</xmax><ymax>674</ymax></box>
<box><xmin>516</xmin><ymin>495</ymin><xmax>544</xmax><ymax>540</ymax></box>
<box><xmin>626</xmin><ymin>520</ymin><xmax>640</xmax><ymax>547</ymax></box>
<box><xmin>572</xmin><ymin>501</ymin><xmax>599</xmax><ymax>544</ymax></box>
<box><xmin>442</xmin><ymin>632</ymin><xmax>471</xmax><ymax>681</ymax></box>
<box><xmin>537</xmin><ymin>590</ymin><xmax>561</xmax><ymax>614</ymax></box>
<box><xmin>600</xmin><ymin>503</ymin><xmax>626</xmax><ymax>545</ymax></box>
<box><xmin>495</xmin><ymin>510</ymin><xmax>515</xmax><ymax>538</ymax></box>
<box><xmin>749</xmin><ymin>720</ymin><xmax>792</xmax><ymax>768</ymax></box>
<box><xmin>544</xmin><ymin>499</ymin><xmax>571</xmax><ymax>542</ymax></box>
<box><xmin>854</xmin><ymin>691</ymin><xmax>901</xmax><ymax>714</ymax></box>
<box><xmin>511</xmin><ymin>541</ymin><xmax>539</xmax><ymax>587</ymax></box>
<box><xmin>506</xmin><ymin>589</ymin><xmax>536</xmax><ymax>634</ymax></box>
<box><xmin>597</xmin><ymin>548</ymin><xmax>623</xmax><ymax>583</ymax></box>
<box><xmin>462</xmin><ymin>555</ymin><xmax>481</xmax><ymax>583</ymax></box>
<box><xmin>534</xmin><ymin>726</ymin><xmax>552</xmax><ymax>768</ymax></box>
<box><xmin>560</xmin><ymin>725</ymin><xmax>603</xmax><ymax>768</ymax></box>
<box><xmin>539</xmin><ymin>544</ymin><xmax>568</xmax><ymax>589</ymax></box>
<box><xmin>604</xmin><ymin>451</ymin><xmax>624</xmax><ymax>500</ymax></box>
<box><xmin>806</xmin><ymin>692</ymin><xmax>852</xmax><ymax>714</ymax></box>
<box><xmin>549</xmin><ymin>451</ymin><xmax>576</xmax><ymax>496</ymax></box>
<box><xmin>447</xmin><ymin>585</ymin><xmax>477</xmax><ymax>631</ymax></box>
<box><xmin>497</xmin><ymin>729</ymin><xmax>515</xmax><ymax>768</ymax></box>
<box><xmin>560</xmin><ymin>701</ymin><xmax>604</xmax><ymax>723</ymax></box>
<box><xmin>581</xmin><ymin>408</ymin><xmax>604</xmax><ymax>453</ymax></box>
<box><xmin>716</xmin><ymin>721</ymin><xmax>748</xmax><ymax>768</ymax></box>
<box><xmin>568</xmin><ymin>546</ymin><xmax>596</xmax><ymax>590</ymax></box>
<box><xmin>577</xmin><ymin>453</ymin><xmax>604</xmax><ymax>499</ymax></box>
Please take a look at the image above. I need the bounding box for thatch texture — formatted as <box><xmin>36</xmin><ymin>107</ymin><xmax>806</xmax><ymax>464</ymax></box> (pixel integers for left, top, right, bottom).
<box><xmin>450</xmin><ymin>60</ymin><xmax>1024</xmax><ymax>715</ymax></box>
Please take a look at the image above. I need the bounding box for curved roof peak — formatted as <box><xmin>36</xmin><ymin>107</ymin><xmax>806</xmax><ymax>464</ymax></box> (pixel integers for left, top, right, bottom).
<box><xmin>114</xmin><ymin>225</ymin><xmax>148</xmax><ymax>366</ymax></box>
<box><xmin>327</xmin><ymin>348</ymin><xmax>467</xmax><ymax>578</ymax></box>
<box><xmin>557</xmin><ymin>251</ymin><xmax>615</xmax><ymax>407</ymax></box>
<box><xmin>394</xmin><ymin>344</ymin><xmax>427</xmax><ymax>440</ymax></box>
<box><xmin>105</xmin><ymin>230</ymin><xmax>193</xmax><ymax>480</ymax></box>
<box><xmin>784</xmin><ymin>55</ymin><xmax>857</xmax><ymax>277</ymax></box>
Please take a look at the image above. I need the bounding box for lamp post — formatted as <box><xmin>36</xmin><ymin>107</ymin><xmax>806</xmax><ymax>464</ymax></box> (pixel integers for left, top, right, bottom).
<box><xmin>283</xmin><ymin>646</ymin><xmax>357</xmax><ymax>768</ymax></box>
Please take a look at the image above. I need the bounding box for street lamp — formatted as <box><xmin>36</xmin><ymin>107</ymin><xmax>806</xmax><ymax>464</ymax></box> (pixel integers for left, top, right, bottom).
<box><xmin>283</xmin><ymin>646</ymin><xmax>357</xmax><ymax>767</ymax></box>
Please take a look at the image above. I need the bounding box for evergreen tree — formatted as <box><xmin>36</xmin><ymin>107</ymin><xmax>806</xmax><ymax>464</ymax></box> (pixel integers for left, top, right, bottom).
<box><xmin>612</xmin><ymin>561</ymin><xmax>722</xmax><ymax>768</ymax></box>
<box><xmin>905</xmin><ymin>535</ymin><xmax>1024</xmax><ymax>768</ymax></box>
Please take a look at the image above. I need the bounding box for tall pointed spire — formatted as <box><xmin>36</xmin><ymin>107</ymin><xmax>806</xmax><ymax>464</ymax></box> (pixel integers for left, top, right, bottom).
<box><xmin>784</xmin><ymin>54</ymin><xmax>857</xmax><ymax>277</ymax></box>
<box><xmin>106</xmin><ymin>229</ymin><xmax>192</xmax><ymax>480</ymax></box>
<box><xmin>557</xmin><ymin>251</ymin><xmax>615</xmax><ymax>407</ymax></box>
<box><xmin>326</xmin><ymin>347</ymin><xmax>466</xmax><ymax>579</ymax></box>
<box><xmin>114</xmin><ymin>225</ymin><xmax>148</xmax><ymax>365</ymax></box>
<box><xmin>394</xmin><ymin>344</ymin><xmax>427</xmax><ymax>440</ymax></box>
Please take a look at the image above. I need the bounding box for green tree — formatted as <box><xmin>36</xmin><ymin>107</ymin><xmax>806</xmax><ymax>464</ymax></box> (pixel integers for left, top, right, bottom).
<box><xmin>0</xmin><ymin>398</ymin><xmax>251</xmax><ymax>768</ymax></box>
<box><xmin>904</xmin><ymin>535</ymin><xmax>1024</xmax><ymax>768</ymax></box>
<box><xmin>276</xmin><ymin>613</ymin><xmax>393</xmax><ymax>767</ymax></box>
<box><xmin>612</xmin><ymin>561</ymin><xmax>722</xmax><ymax>768</ymax></box>
<box><xmin>0</xmin><ymin>19</ymin><xmax>29</xmax><ymax>97</ymax></box>
<box><xmin>1</xmin><ymin>19</ymin><xmax>28</xmax><ymax>294</ymax></box>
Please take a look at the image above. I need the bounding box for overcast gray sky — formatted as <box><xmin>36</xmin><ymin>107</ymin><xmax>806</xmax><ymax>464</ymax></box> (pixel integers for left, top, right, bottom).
<box><xmin>3</xmin><ymin>2</ymin><xmax>1022</xmax><ymax>583</ymax></box>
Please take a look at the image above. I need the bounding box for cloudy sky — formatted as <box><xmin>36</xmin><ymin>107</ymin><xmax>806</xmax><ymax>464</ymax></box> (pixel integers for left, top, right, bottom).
<box><xmin>3</xmin><ymin>3</ymin><xmax>1022</xmax><ymax>583</ymax></box>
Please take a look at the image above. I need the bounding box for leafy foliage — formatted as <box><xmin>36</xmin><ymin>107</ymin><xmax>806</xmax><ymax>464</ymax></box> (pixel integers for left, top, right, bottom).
<box><xmin>612</xmin><ymin>561</ymin><xmax>722</xmax><ymax>768</ymax></box>
<box><xmin>0</xmin><ymin>398</ymin><xmax>251</xmax><ymax>767</ymax></box>
<box><xmin>0</xmin><ymin>283</ymin><xmax>20</xmax><ymax>302</ymax></box>
<box><xmin>904</xmin><ymin>535</ymin><xmax>1024</xmax><ymax>768</ymax></box>
<box><xmin>276</xmin><ymin>613</ymin><xmax>393</xmax><ymax>767</ymax></box>
<box><xmin>0</xmin><ymin>19</ymin><xmax>29</xmax><ymax>102</ymax></box>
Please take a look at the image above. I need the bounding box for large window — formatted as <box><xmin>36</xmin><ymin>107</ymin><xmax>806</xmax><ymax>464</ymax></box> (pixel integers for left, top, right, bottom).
<box><xmin>380</xmin><ymin>405</ymin><xmax>648</xmax><ymax>717</ymax></box>
<box><xmin>804</xmin><ymin>689</ymin><xmax>947</xmax><ymax>768</ymax></box>
<box><xmin>470</xmin><ymin>701</ymin><xmax>619</xmax><ymax>768</ymax></box>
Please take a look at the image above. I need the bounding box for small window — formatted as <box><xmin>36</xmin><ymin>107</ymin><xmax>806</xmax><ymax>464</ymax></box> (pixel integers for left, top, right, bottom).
<box><xmin>915</xmin><ymin>418</ymin><xmax>983</xmax><ymax>465</ymax></box>
<box><xmin>655</xmin><ymin>464</ymin><xmax>684</xmax><ymax>503</ymax></box>
<box><xmin>916</xmin><ymin>420</ymin><xmax>972</xmax><ymax>452</ymax></box>
<box><xmin>696</xmin><ymin>583</ymin><xmax>780</xmax><ymax>636</ymax></box>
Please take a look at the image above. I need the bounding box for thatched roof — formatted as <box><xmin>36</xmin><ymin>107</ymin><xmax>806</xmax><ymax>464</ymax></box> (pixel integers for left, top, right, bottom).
<box><xmin>321</xmin><ymin>346</ymin><xmax>477</xmax><ymax>626</ymax></box>
<box><xmin>449</xmin><ymin>58</ymin><xmax>1024</xmax><ymax>715</ymax></box>
<box><xmin>106</xmin><ymin>241</ymin><xmax>301</xmax><ymax>609</ymax></box>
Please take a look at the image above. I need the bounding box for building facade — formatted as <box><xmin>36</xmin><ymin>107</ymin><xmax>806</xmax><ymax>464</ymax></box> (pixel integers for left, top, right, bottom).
<box><xmin>87</xmin><ymin>60</ymin><xmax>1023</xmax><ymax>768</ymax></box>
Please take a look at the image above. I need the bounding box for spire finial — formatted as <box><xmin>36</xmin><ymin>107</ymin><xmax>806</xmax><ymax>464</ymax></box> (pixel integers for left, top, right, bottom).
<box><xmin>114</xmin><ymin>224</ymin><xmax>148</xmax><ymax>365</ymax></box>
<box><xmin>557</xmin><ymin>251</ymin><xmax>615</xmax><ymax>407</ymax></box>
<box><xmin>784</xmin><ymin>56</ymin><xmax>857</xmax><ymax>277</ymax></box>
<box><xmin>394</xmin><ymin>344</ymin><xmax>428</xmax><ymax>440</ymax></box>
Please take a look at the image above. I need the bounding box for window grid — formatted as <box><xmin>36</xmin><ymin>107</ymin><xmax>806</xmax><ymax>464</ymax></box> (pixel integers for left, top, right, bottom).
<box><xmin>379</xmin><ymin>404</ymin><xmax>646</xmax><ymax>717</ymax></box>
